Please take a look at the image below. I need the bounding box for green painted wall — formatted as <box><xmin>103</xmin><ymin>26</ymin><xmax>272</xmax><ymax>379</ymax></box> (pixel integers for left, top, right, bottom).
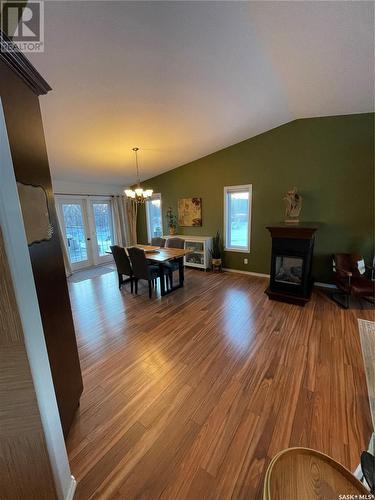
<box><xmin>137</xmin><ymin>114</ymin><xmax>374</xmax><ymax>282</ymax></box>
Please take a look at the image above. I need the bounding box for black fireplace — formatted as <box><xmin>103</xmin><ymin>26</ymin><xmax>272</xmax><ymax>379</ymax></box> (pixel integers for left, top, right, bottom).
<box><xmin>265</xmin><ymin>224</ymin><xmax>318</xmax><ymax>306</ymax></box>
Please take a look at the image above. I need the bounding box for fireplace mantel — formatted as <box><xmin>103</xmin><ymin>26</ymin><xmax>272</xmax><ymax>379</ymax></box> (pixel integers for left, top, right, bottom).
<box><xmin>266</xmin><ymin>223</ymin><xmax>318</xmax><ymax>240</ymax></box>
<box><xmin>265</xmin><ymin>223</ymin><xmax>318</xmax><ymax>306</ymax></box>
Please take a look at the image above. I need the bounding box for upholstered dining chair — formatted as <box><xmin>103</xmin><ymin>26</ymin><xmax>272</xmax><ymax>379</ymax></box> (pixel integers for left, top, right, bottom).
<box><xmin>332</xmin><ymin>253</ymin><xmax>375</xmax><ymax>308</ymax></box>
<box><xmin>151</xmin><ymin>237</ymin><xmax>166</xmax><ymax>247</ymax></box>
<box><xmin>164</xmin><ymin>237</ymin><xmax>185</xmax><ymax>289</ymax></box>
<box><xmin>165</xmin><ymin>237</ymin><xmax>185</xmax><ymax>249</ymax></box>
<box><xmin>110</xmin><ymin>245</ymin><xmax>133</xmax><ymax>292</ymax></box>
<box><xmin>127</xmin><ymin>246</ymin><xmax>167</xmax><ymax>298</ymax></box>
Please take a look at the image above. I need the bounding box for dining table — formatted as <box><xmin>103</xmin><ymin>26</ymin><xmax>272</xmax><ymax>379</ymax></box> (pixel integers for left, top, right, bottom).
<box><xmin>135</xmin><ymin>244</ymin><xmax>189</xmax><ymax>296</ymax></box>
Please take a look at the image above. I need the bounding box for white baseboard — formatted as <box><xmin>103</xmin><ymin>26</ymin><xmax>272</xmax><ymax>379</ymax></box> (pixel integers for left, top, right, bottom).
<box><xmin>222</xmin><ymin>268</ymin><xmax>269</xmax><ymax>278</ymax></box>
<box><xmin>222</xmin><ymin>267</ymin><xmax>336</xmax><ymax>289</ymax></box>
<box><xmin>65</xmin><ymin>475</ymin><xmax>76</xmax><ymax>500</ymax></box>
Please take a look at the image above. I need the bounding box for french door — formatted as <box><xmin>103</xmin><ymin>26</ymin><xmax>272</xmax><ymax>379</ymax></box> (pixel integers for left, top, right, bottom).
<box><xmin>57</xmin><ymin>196</ymin><xmax>115</xmax><ymax>270</ymax></box>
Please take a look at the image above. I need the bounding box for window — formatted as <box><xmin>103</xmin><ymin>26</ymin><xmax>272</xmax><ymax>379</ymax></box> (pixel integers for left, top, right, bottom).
<box><xmin>146</xmin><ymin>193</ymin><xmax>162</xmax><ymax>242</ymax></box>
<box><xmin>224</xmin><ymin>185</ymin><xmax>252</xmax><ymax>252</ymax></box>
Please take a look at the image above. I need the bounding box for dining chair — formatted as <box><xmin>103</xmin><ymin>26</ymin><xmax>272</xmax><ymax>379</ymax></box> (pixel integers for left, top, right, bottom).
<box><xmin>165</xmin><ymin>237</ymin><xmax>185</xmax><ymax>249</ymax></box>
<box><xmin>151</xmin><ymin>237</ymin><xmax>166</xmax><ymax>247</ymax></box>
<box><xmin>164</xmin><ymin>237</ymin><xmax>185</xmax><ymax>288</ymax></box>
<box><xmin>110</xmin><ymin>245</ymin><xmax>133</xmax><ymax>292</ymax></box>
<box><xmin>127</xmin><ymin>246</ymin><xmax>166</xmax><ymax>298</ymax></box>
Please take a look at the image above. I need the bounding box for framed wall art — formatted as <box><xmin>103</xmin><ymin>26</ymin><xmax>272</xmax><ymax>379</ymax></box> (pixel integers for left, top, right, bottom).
<box><xmin>178</xmin><ymin>197</ymin><xmax>202</xmax><ymax>227</ymax></box>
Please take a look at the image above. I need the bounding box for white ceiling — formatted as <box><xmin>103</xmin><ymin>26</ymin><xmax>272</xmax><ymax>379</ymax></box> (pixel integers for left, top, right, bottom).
<box><xmin>28</xmin><ymin>1</ymin><xmax>374</xmax><ymax>186</ymax></box>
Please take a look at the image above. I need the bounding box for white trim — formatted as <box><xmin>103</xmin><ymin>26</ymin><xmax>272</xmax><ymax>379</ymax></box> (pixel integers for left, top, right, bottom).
<box><xmin>146</xmin><ymin>193</ymin><xmax>162</xmax><ymax>243</ymax></box>
<box><xmin>224</xmin><ymin>184</ymin><xmax>252</xmax><ymax>253</ymax></box>
<box><xmin>164</xmin><ymin>234</ymin><xmax>209</xmax><ymax>242</ymax></box>
<box><xmin>223</xmin><ymin>267</ymin><xmax>269</xmax><ymax>278</ymax></box>
<box><xmin>0</xmin><ymin>100</ymin><xmax>73</xmax><ymax>498</ymax></box>
<box><xmin>65</xmin><ymin>476</ymin><xmax>77</xmax><ymax>500</ymax></box>
<box><xmin>223</xmin><ymin>268</ymin><xmax>336</xmax><ymax>289</ymax></box>
<box><xmin>224</xmin><ymin>247</ymin><xmax>250</xmax><ymax>254</ymax></box>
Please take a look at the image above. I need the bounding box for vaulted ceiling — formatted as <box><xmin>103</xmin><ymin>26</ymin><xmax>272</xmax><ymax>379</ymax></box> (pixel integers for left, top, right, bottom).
<box><xmin>28</xmin><ymin>1</ymin><xmax>374</xmax><ymax>186</ymax></box>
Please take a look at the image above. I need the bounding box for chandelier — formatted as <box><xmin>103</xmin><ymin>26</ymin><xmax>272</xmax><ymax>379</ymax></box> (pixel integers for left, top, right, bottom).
<box><xmin>124</xmin><ymin>147</ymin><xmax>153</xmax><ymax>203</ymax></box>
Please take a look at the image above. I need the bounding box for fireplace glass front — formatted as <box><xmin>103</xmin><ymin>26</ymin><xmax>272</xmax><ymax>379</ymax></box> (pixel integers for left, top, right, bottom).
<box><xmin>275</xmin><ymin>256</ymin><xmax>303</xmax><ymax>285</ymax></box>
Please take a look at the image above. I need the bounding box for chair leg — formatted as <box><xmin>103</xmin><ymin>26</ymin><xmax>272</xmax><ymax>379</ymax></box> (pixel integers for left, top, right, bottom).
<box><xmin>135</xmin><ymin>278</ymin><xmax>138</xmax><ymax>294</ymax></box>
<box><xmin>169</xmin><ymin>272</ymin><xmax>173</xmax><ymax>289</ymax></box>
<box><xmin>118</xmin><ymin>273</ymin><xmax>122</xmax><ymax>290</ymax></box>
<box><xmin>130</xmin><ymin>277</ymin><xmax>133</xmax><ymax>294</ymax></box>
<box><xmin>148</xmin><ymin>280</ymin><xmax>152</xmax><ymax>299</ymax></box>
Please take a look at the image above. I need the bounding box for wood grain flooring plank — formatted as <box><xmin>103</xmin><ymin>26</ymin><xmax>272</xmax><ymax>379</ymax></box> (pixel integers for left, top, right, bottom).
<box><xmin>66</xmin><ymin>268</ymin><xmax>373</xmax><ymax>499</ymax></box>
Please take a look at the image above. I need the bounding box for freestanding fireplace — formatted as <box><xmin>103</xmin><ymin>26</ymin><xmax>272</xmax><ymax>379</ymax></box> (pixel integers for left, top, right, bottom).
<box><xmin>265</xmin><ymin>224</ymin><xmax>318</xmax><ymax>306</ymax></box>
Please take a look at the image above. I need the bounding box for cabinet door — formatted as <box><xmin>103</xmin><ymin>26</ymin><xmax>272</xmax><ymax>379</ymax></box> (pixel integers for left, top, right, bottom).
<box><xmin>185</xmin><ymin>240</ymin><xmax>204</xmax><ymax>253</ymax></box>
<box><xmin>185</xmin><ymin>252</ymin><xmax>204</xmax><ymax>266</ymax></box>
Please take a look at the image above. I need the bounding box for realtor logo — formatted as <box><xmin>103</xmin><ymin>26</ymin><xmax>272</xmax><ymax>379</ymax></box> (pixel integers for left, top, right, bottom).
<box><xmin>1</xmin><ymin>1</ymin><xmax>44</xmax><ymax>53</ymax></box>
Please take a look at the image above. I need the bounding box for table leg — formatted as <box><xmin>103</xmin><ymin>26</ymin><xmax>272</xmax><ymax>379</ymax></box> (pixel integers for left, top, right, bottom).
<box><xmin>159</xmin><ymin>263</ymin><xmax>166</xmax><ymax>296</ymax></box>
<box><xmin>178</xmin><ymin>257</ymin><xmax>184</xmax><ymax>287</ymax></box>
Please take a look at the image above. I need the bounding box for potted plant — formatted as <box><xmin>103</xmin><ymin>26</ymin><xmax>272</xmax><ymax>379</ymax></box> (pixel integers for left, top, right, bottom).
<box><xmin>210</xmin><ymin>231</ymin><xmax>223</xmax><ymax>270</ymax></box>
<box><xmin>165</xmin><ymin>207</ymin><xmax>177</xmax><ymax>235</ymax></box>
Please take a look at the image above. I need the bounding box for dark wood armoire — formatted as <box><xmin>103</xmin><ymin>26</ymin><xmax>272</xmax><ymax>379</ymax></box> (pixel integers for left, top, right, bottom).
<box><xmin>0</xmin><ymin>33</ymin><xmax>83</xmax><ymax>437</ymax></box>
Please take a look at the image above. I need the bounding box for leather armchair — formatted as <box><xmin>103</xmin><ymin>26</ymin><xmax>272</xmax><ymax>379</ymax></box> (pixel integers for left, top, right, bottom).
<box><xmin>332</xmin><ymin>253</ymin><xmax>374</xmax><ymax>308</ymax></box>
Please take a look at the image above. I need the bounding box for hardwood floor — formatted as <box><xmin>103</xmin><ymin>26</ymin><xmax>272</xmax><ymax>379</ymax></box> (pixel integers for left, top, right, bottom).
<box><xmin>66</xmin><ymin>268</ymin><xmax>373</xmax><ymax>499</ymax></box>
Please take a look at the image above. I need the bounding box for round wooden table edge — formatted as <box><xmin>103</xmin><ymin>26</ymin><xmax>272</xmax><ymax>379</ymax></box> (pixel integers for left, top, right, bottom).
<box><xmin>263</xmin><ymin>447</ymin><xmax>369</xmax><ymax>499</ymax></box>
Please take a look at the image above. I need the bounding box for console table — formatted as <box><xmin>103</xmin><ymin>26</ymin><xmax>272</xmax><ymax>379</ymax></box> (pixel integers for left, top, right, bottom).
<box><xmin>164</xmin><ymin>235</ymin><xmax>212</xmax><ymax>270</ymax></box>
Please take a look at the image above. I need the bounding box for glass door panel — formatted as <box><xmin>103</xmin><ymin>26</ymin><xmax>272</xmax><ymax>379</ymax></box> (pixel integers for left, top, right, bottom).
<box><xmin>57</xmin><ymin>196</ymin><xmax>117</xmax><ymax>271</ymax></box>
<box><xmin>185</xmin><ymin>241</ymin><xmax>204</xmax><ymax>253</ymax></box>
<box><xmin>59</xmin><ymin>201</ymin><xmax>91</xmax><ymax>269</ymax></box>
<box><xmin>185</xmin><ymin>252</ymin><xmax>204</xmax><ymax>266</ymax></box>
<box><xmin>91</xmin><ymin>201</ymin><xmax>114</xmax><ymax>263</ymax></box>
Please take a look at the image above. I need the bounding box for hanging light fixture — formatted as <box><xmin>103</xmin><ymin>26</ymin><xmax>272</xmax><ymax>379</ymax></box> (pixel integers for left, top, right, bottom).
<box><xmin>124</xmin><ymin>147</ymin><xmax>153</xmax><ymax>203</ymax></box>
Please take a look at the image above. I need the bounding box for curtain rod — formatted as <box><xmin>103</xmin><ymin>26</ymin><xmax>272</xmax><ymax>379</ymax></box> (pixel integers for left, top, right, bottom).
<box><xmin>54</xmin><ymin>193</ymin><xmax>116</xmax><ymax>197</ymax></box>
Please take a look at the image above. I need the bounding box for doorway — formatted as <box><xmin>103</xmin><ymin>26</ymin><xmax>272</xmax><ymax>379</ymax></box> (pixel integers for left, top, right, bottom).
<box><xmin>56</xmin><ymin>196</ymin><xmax>115</xmax><ymax>270</ymax></box>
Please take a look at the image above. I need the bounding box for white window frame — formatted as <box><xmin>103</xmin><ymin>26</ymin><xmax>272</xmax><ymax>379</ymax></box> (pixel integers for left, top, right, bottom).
<box><xmin>224</xmin><ymin>184</ymin><xmax>252</xmax><ymax>253</ymax></box>
<box><xmin>146</xmin><ymin>193</ymin><xmax>162</xmax><ymax>243</ymax></box>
